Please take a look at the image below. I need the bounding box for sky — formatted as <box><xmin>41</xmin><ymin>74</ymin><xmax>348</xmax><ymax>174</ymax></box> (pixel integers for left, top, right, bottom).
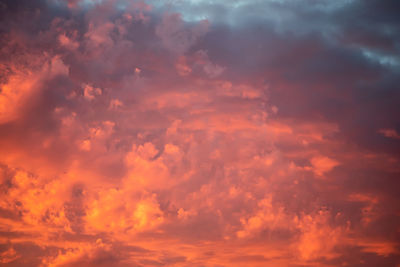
<box><xmin>0</xmin><ymin>0</ymin><xmax>400</xmax><ymax>266</ymax></box>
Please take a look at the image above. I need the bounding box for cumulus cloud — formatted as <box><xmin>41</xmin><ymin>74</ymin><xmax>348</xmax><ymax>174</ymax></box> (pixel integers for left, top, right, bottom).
<box><xmin>0</xmin><ymin>0</ymin><xmax>399</xmax><ymax>266</ymax></box>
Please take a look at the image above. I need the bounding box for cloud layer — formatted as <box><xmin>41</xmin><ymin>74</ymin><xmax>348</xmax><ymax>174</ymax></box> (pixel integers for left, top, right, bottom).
<box><xmin>0</xmin><ymin>0</ymin><xmax>399</xmax><ymax>266</ymax></box>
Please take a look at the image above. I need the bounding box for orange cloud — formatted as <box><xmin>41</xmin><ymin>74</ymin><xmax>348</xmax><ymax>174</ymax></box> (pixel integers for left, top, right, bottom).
<box><xmin>1</xmin><ymin>0</ymin><xmax>399</xmax><ymax>266</ymax></box>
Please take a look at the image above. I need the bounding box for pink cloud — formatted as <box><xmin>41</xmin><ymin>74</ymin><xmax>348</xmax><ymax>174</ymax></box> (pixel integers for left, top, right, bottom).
<box><xmin>0</xmin><ymin>0</ymin><xmax>399</xmax><ymax>266</ymax></box>
<box><xmin>379</xmin><ymin>128</ymin><xmax>400</xmax><ymax>140</ymax></box>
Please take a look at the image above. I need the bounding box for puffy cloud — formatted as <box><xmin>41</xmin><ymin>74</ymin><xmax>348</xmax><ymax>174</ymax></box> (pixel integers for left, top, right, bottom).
<box><xmin>0</xmin><ymin>0</ymin><xmax>399</xmax><ymax>266</ymax></box>
<box><xmin>310</xmin><ymin>156</ymin><xmax>339</xmax><ymax>176</ymax></box>
<box><xmin>156</xmin><ymin>13</ymin><xmax>209</xmax><ymax>54</ymax></box>
<box><xmin>0</xmin><ymin>247</ymin><xmax>20</xmax><ymax>264</ymax></box>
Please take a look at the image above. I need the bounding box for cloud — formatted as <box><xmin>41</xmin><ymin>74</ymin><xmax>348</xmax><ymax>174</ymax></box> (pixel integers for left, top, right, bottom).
<box><xmin>379</xmin><ymin>128</ymin><xmax>400</xmax><ymax>140</ymax></box>
<box><xmin>0</xmin><ymin>0</ymin><xmax>399</xmax><ymax>266</ymax></box>
<box><xmin>156</xmin><ymin>13</ymin><xmax>209</xmax><ymax>55</ymax></box>
<box><xmin>310</xmin><ymin>156</ymin><xmax>339</xmax><ymax>176</ymax></box>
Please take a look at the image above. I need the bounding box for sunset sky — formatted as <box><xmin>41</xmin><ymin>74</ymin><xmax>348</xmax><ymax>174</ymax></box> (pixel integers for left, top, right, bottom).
<box><xmin>1</xmin><ymin>0</ymin><xmax>400</xmax><ymax>266</ymax></box>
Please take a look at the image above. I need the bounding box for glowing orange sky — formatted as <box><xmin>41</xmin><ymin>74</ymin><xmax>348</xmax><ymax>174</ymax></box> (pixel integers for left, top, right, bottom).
<box><xmin>1</xmin><ymin>0</ymin><xmax>400</xmax><ymax>266</ymax></box>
